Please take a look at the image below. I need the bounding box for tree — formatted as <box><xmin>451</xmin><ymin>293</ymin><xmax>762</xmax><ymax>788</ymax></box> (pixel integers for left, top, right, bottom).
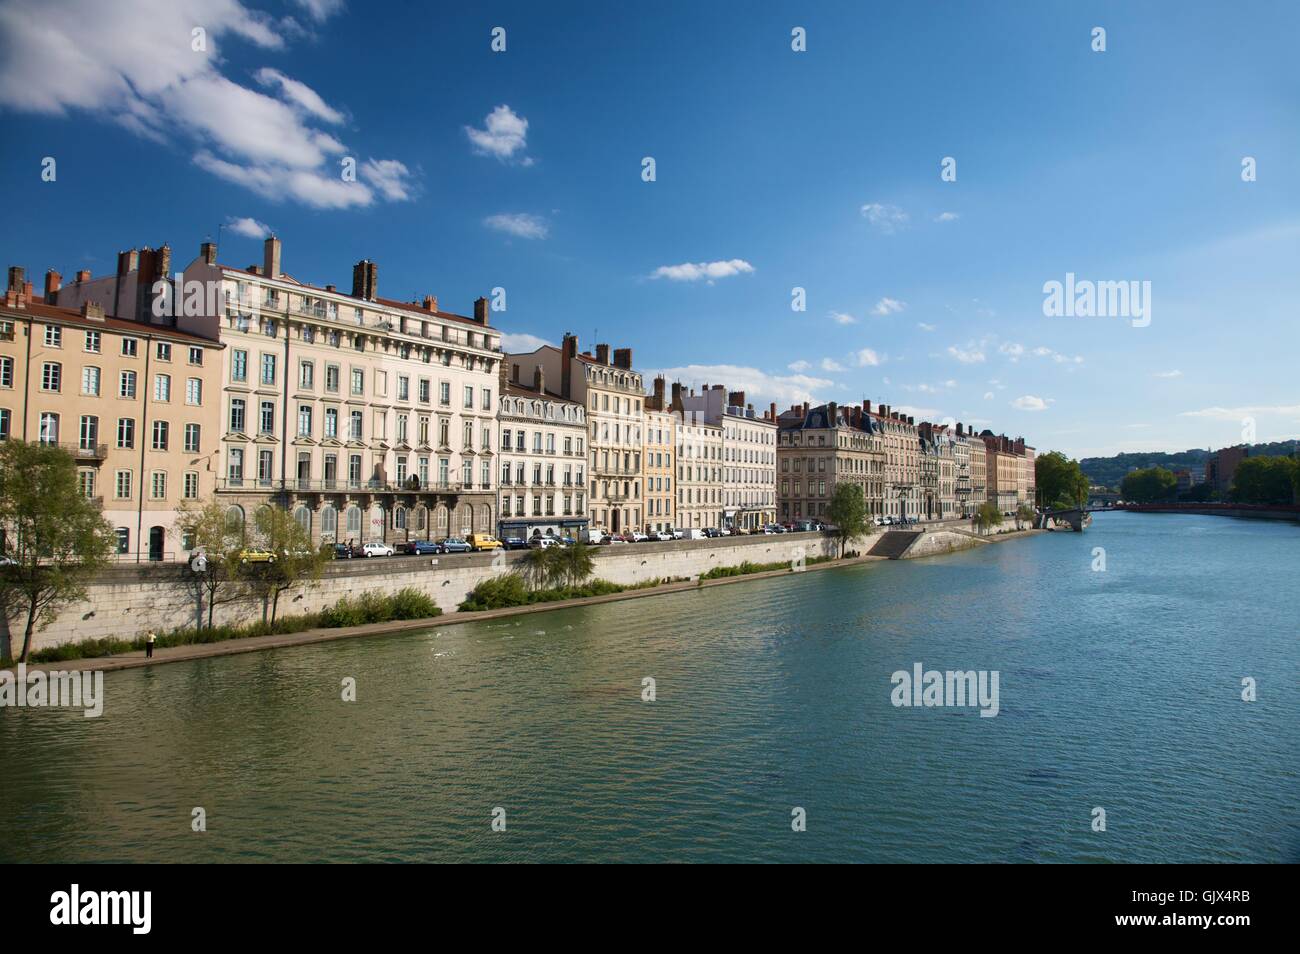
<box><xmin>174</xmin><ymin>499</ymin><xmax>250</xmax><ymax>630</ymax></box>
<box><xmin>973</xmin><ymin>502</ymin><xmax>1002</xmax><ymax>536</ymax></box>
<box><xmin>0</xmin><ymin>441</ymin><xmax>116</xmax><ymax>663</ymax></box>
<box><xmin>1230</xmin><ymin>456</ymin><xmax>1298</xmax><ymax>505</ymax></box>
<box><xmin>244</xmin><ymin>504</ymin><xmax>327</xmax><ymax>623</ymax></box>
<box><xmin>826</xmin><ymin>482</ymin><xmax>869</xmax><ymax>557</ymax></box>
<box><xmin>1120</xmin><ymin>466</ymin><xmax>1177</xmax><ymax>503</ymax></box>
<box><xmin>556</xmin><ymin>541</ymin><xmax>595</xmax><ymax>588</ymax></box>
<box><xmin>521</xmin><ymin>546</ymin><xmax>562</xmax><ymax>590</ymax></box>
<box><xmin>1015</xmin><ymin>503</ymin><xmax>1036</xmax><ymax>530</ymax></box>
<box><xmin>1034</xmin><ymin>451</ymin><xmax>1089</xmax><ymax>510</ymax></box>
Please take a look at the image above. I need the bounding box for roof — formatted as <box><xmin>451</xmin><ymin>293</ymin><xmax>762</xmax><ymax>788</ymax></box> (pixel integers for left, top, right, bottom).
<box><xmin>501</xmin><ymin>380</ymin><xmax>582</xmax><ymax>406</ymax></box>
<box><xmin>1</xmin><ymin>298</ymin><xmax>223</xmax><ymax>347</ymax></box>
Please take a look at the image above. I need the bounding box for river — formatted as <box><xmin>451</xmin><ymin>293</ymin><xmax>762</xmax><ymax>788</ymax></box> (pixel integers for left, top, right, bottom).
<box><xmin>2</xmin><ymin>511</ymin><xmax>1296</xmax><ymax>862</ymax></box>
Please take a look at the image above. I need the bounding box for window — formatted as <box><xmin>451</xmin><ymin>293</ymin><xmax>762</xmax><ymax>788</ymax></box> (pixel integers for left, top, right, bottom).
<box><xmin>463</xmin><ymin>385</ymin><xmax>473</xmax><ymax>409</ymax></box>
<box><xmin>260</xmin><ymin>353</ymin><xmax>276</xmax><ymax>385</ymax></box>
<box><xmin>0</xmin><ymin>356</ymin><xmax>11</xmax><ymax>388</ymax></box>
<box><xmin>152</xmin><ymin>420</ymin><xmax>169</xmax><ymax>450</ymax></box>
<box><xmin>188</xmin><ymin>346</ymin><xmax>203</xmax><ymax>365</ymax></box>
<box><xmin>481</xmin><ymin>388</ymin><xmax>491</xmax><ymax>410</ymax></box>
<box><xmin>183</xmin><ymin>472</ymin><xmax>199</xmax><ymax>499</ymax></box>
<box><xmin>156</xmin><ymin>342</ymin><xmax>171</xmax><ymax>362</ymax></box>
<box><xmin>115</xmin><ymin>528</ymin><xmax>130</xmax><ymax>554</ymax></box>
<box><xmin>39</xmin><ymin>412</ymin><xmax>59</xmax><ymax>443</ymax></box>
<box><xmin>351</xmin><ymin>368</ymin><xmax>364</xmax><ymax>395</ymax></box>
<box><xmin>185</xmin><ymin>378</ymin><xmax>202</xmax><ymax>405</ymax></box>
<box><xmin>119</xmin><ymin>370</ymin><xmax>136</xmax><ymax>398</ymax></box>
<box><xmin>184</xmin><ymin>423</ymin><xmax>201</xmax><ymax>453</ymax></box>
<box><xmin>121</xmin><ymin>337</ymin><xmax>138</xmax><ymax>357</ymax></box>
<box><xmin>232</xmin><ymin>349</ymin><xmax>247</xmax><ymax>382</ymax></box>
<box><xmin>259</xmin><ymin>400</ymin><xmax>275</xmax><ymax>435</ymax></box>
<box><xmin>298</xmin><ymin>405</ymin><xmax>312</xmax><ymax>437</ymax></box>
<box><xmin>78</xmin><ymin>469</ymin><xmax>95</xmax><ymax>498</ymax></box>
<box><xmin>299</xmin><ymin>361</ymin><xmax>314</xmax><ymax>390</ymax></box>
<box><xmin>229</xmin><ymin>399</ymin><xmax>245</xmax><ymax>433</ymax></box>
<box><xmin>325</xmin><ymin>408</ymin><xmax>338</xmax><ymax>438</ymax></box>
<box><xmin>227</xmin><ymin>449</ymin><xmax>244</xmax><ymax>484</ymax></box>
<box><xmin>398</xmin><ymin>376</ymin><xmax>409</xmax><ymax>401</ymax></box>
<box><xmin>44</xmin><ymin>325</ymin><xmax>62</xmax><ymax>347</ymax></box>
<box><xmin>41</xmin><ymin>362</ymin><xmax>61</xmax><ymax>391</ymax></box>
<box><xmin>153</xmin><ymin>373</ymin><xmax>170</xmax><ymax>402</ymax></box>
<box><xmin>79</xmin><ymin>415</ymin><xmax>99</xmax><ymax>450</ymax></box>
<box><xmin>349</xmin><ymin>410</ymin><xmax>363</xmax><ymax>440</ymax></box>
<box><xmin>151</xmin><ymin>471</ymin><xmax>167</xmax><ymax>500</ymax></box>
<box><xmin>84</xmin><ymin>331</ymin><xmax>101</xmax><ymax>353</ymax></box>
<box><xmin>115</xmin><ymin>471</ymin><xmax>132</xmax><ymax>499</ymax></box>
<box><xmin>117</xmin><ymin>418</ymin><xmax>134</xmax><ymax>448</ymax></box>
<box><xmin>0</xmin><ymin>408</ymin><xmax>9</xmax><ymax>441</ymax></box>
<box><xmin>81</xmin><ymin>366</ymin><xmax>101</xmax><ymax>396</ymax></box>
<box><xmin>439</xmin><ymin>381</ymin><xmax>450</xmax><ymax>405</ymax></box>
<box><xmin>326</xmin><ymin>364</ymin><xmax>339</xmax><ymax>392</ymax></box>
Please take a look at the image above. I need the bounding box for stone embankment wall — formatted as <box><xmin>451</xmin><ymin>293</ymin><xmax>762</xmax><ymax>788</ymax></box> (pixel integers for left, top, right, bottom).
<box><xmin>12</xmin><ymin>532</ymin><xmax>846</xmax><ymax>652</ymax></box>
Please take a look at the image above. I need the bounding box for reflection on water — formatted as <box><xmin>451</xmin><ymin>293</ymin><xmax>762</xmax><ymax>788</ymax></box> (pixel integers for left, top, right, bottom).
<box><xmin>1</xmin><ymin>513</ymin><xmax>1297</xmax><ymax>862</ymax></box>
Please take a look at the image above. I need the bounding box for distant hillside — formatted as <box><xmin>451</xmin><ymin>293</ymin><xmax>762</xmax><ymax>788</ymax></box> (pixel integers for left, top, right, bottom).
<box><xmin>1080</xmin><ymin>440</ymin><xmax>1298</xmax><ymax>488</ymax></box>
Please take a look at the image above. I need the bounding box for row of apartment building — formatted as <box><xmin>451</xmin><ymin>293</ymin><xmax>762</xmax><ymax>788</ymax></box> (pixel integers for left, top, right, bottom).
<box><xmin>0</xmin><ymin>237</ymin><xmax>1034</xmax><ymax>560</ymax></box>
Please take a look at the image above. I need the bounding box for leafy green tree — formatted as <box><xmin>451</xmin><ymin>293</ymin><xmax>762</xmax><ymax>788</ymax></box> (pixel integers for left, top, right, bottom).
<box><xmin>175</xmin><ymin>499</ymin><xmax>250</xmax><ymax>630</ymax></box>
<box><xmin>556</xmin><ymin>541</ymin><xmax>595</xmax><ymax>588</ymax></box>
<box><xmin>826</xmin><ymin>482</ymin><xmax>869</xmax><ymax>557</ymax></box>
<box><xmin>973</xmin><ymin>502</ymin><xmax>1003</xmax><ymax>536</ymax></box>
<box><xmin>244</xmin><ymin>505</ymin><xmax>327</xmax><ymax>623</ymax></box>
<box><xmin>521</xmin><ymin>546</ymin><xmax>562</xmax><ymax>590</ymax></box>
<box><xmin>0</xmin><ymin>441</ymin><xmax>116</xmax><ymax>663</ymax></box>
<box><xmin>1034</xmin><ymin>451</ymin><xmax>1089</xmax><ymax>509</ymax></box>
<box><xmin>1230</xmin><ymin>456</ymin><xmax>1298</xmax><ymax>504</ymax></box>
<box><xmin>1120</xmin><ymin>467</ymin><xmax>1178</xmax><ymax>503</ymax></box>
<box><xmin>1015</xmin><ymin>503</ymin><xmax>1036</xmax><ymax>530</ymax></box>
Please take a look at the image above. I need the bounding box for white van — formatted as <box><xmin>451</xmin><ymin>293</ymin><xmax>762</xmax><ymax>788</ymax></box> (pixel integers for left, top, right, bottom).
<box><xmin>580</xmin><ymin>528</ymin><xmax>607</xmax><ymax>545</ymax></box>
<box><xmin>679</xmin><ymin>528</ymin><xmax>707</xmax><ymax>540</ymax></box>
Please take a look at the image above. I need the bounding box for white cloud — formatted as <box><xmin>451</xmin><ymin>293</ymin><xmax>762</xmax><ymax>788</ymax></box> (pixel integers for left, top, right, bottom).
<box><xmin>871</xmin><ymin>297</ymin><xmax>906</xmax><ymax>316</ymax></box>
<box><xmin>254</xmin><ymin>67</ymin><xmax>343</xmax><ymax>124</ymax></box>
<box><xmin>484</xmin><ymin>212</ymin><xmax>549</xmax><ymax>240</ymax></box>
<box><xmin>1154</xmin><ymin>369</ymin><xmax>1183</xmax><ymax>379</ymax></box>
<box><xmin>983</xmin><ymin>391</ymin><xmax>994</xmax><ymax>400</ymax></box>
<box><xmin>828</xmin><ymin>310</ymin><xmax>858</xmax><ymax>325</ymax></box>
<box><xmin>860</xmin><ymin>202</ymin><xmax>909</xmax><ymax>234</ymax></box>
<box><xmin>854</xmin><ymin>348</ymin><xmax>883</xmax><ymax>367</ymax></box>
<box><xmin>894</xmin><ymin>404</ymin><xmax>940</xmax><ymax>419</ymax></box>
<box><xmin>0</xmin><ymin>0</ymin><xmax>411</xmax><ymax>210</ymax></box>
<box><xmin>293</xmin><ymin>0</ymin><xmax>344</xmax><ymax>22</ymax></box>
<box><xmin>651</xmin><ymin>259</ymin><xmax>754</xmax><ymax>283</ymax></box>
<box><xmin>820</xmin><ymin>358</ymin><xmax>846</xmax><ymax>372</ymax></box>
<box><xmin>648</xmin><ymin>364</ymin><xmax>832</xmax><ymax>408</ymax></box>
<box><xmin>787</xmin><ymin>360</ymin><xmax>811</xmax><ymax>372</ymax></box>
<box><xmin>1180</xmin><ymin>405</ymin><xmax>1300</xmax><ymax>421</ymax></box>
<box><xmin>500</xmin><ymin>332</ymin><xmax>552</xmax><ymax>352</ymax></box>
<box><xmin>947</xmin><ymin>344</ymin><xmax>986</xmax><ymax>364</ymax></box>
<box><xmin>934</xmin><ymin>211</ymin><xmax>960</xmax><ymax>223</ymax></box>
<box><xmin>1011</xmin><ymin>395</ymin><xmax>1054</xmax><ymax>411</ymax></box>
<box><xmin>225</xmin><ymin>216</ymin><xmax>272</xmax><ymax>238</ymax></box>
<box><xmin>361</xmin><ymin>158</ymin><xmax>414</xmax><ymax>201</ymax></box>
<box><xmin>999</xmin><ymin>342</ymin><xmax>1025</xmax><ymax>360</ymax></box>
<box><xmin>917</xmin><ymin>322</ymin><xmax>935</xmax><ymax>332</ymax></box>
<box><xmin>465</xmin><ymin>104</ymin><xmax>531</xmax><ymax>162</ymax></box>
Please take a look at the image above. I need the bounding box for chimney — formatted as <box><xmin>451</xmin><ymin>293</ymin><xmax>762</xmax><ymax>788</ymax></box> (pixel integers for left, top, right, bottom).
<box><xmin>117</xmin><ymin>249</ymin><xmax>138</xmax><ymax>275</ymax></box>
<box><xmin>533</xmin><ymin>364</ymin><xmax>545</xmax><ymax>394</ymax></box>
<box><xmin>422</xmin><ymin>295</ymin><xmax>438</xmax><ymax>312</ymax></box>
<box><xmin>474</xmin><ymin>296</ymin><xmax>489</xmax><ymax>325</ymax></box>
<box><xmin>828</xmin><ymin>401</ymin><xmax>838</xmax><ymax>425</ymax></box>
<box><xmin>7</xmin><ymin>266</ymin><xmax>24</xmax><ymax>293</ymax></box>
<box><xmin>769</xmin><ymin>401</ymin><xmax>777</xmax><ymax>422</ymax></box>
<box><xmin>199</xmin><ymin>241</ymin><xmax>217</xmax><ymax>266</ymax></box>
<box><xmin>728</xmin><ymin>390</ymin><xmax>745</xmax><ymax>408</ymax></box>
<box><xmin>80</xmin><ymin>301</ymin><xmax>105</xmax><ymax>322</ymax></box>
<box><xmin>352</xmin><ymin>259</ymin><xmax>377</xmax><ymax>300</ymax></box>
<box><xmin>512</xmin><ymin>363</ymin><xmax>520</xmax><ymax>383</ymax></box>
<box><xmin>907</xmin><ymin>415</ymin><xmax>914</xmax><ymax>426</ymax></box>
<box><xmin>802</xmin><ymin>401</ymin><xmax>809</xmax><ymax>417</ymax></box>
<box><xmin>862</xmin><ymin>399</ymin><xmax>871</xmax><ymax>415</ymax></box>
<box><xmin>75</xmin><ymin>269</ymin><xmax>91</xmax><ymax>283</ymax></box>
<box><xmin>652</xmin><ymin>375</ymin><xmax>666</xmax><ymax>406</ymax></box>
<box><xmin>561</xmin><ymin>333</ymin><xmax>578</xmax><ymax>399</ymax></box>
<box><xmin>671</xmin><ymin>381</ymin><xmax>684</xmax><ymax>413</ymax></box>
<box><xmin>613</xmin><ymin>347</ymin><xmax>632</xmax><ymax>370</ymax></box>
<box><xmin>595</xmin><ymin>343</ymin><xmax>611</xmax><ymax>365</ymax></box>
<box><xmin>44</xmin><ymin>269</ymin><xmax>61</xmax><ymax>303</ymax></box>
<box><xmin>263</xmin><ymin>236</ymin><xmax>281</xmax><ymax>280</ymax></box>
<box><xmin>325</xmin><ymin>284</ymin><xmax>336</xmax><ymax>293</ymax></box>
<box><xmin>956</xmin><ymin>422</ymin><xmax>964</xmax><ymax>436</ymax></box>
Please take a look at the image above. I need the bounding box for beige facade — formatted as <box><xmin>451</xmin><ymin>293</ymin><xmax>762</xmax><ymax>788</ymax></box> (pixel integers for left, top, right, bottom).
<box><xmin>968</xmin><ymin>434</ymin><xmax>987</xmax><ymax>509</ymax></box>
<box><xmin>509</xmin><ymin>334</ymin><xmax>644</xmax><ymax>534</ymax></box>
<box><xmin>679</xmin><ymin>385</ymin><xmax>776</xmax><ymax>530</ymax></box>
<box><xmin>777</xmin><ymin>401</ymin><xmax>886</xmax><ymax>522</ymax></box>
<box><xmin>496</xmin><ymin>360</ymin><xmax>588</xmax><ymax>540</ymax></box>
<box><xmin>673</xmin><ymin>402</ymin><xmax>724</xmax><ymax>530</ymax></box>
<box><xmin>643</xmin><ymin>376</ymin><xmax>676</xmax><ymax>533</ymax></box>
<box><xmin>2</xmin><ymin>270</ymin><xmax>223</xmax><ymax>561</ymax></box>
<box><xmin>871</xmin><ymin>405</ymin><xmax>921</xmax><ymax>520</ymax></box>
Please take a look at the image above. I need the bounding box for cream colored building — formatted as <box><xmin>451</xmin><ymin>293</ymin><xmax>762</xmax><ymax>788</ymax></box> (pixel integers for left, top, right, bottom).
<box><xmin>968</xmin><ymin>432</ymin><xmax>987</xmax><ymax>509</ymax></box>
<box><xmin>679</xmin><ymin>385</ymin><xmax>776</xmax><ymax>530</ymax></box>
<box><xmin>871</xmin><ymin>404</ymin><xmax>921</xmax><ymax>520</ymax></box>
<box><xmin>2</xmin><ymin>268</ymin><xmax>224</xmax><ymax>562</ymax></box>
<box><xmin>776</xmin><ymin>400</ymin><xmax>887</xmax><ymax>522</ymax></box>
<box><xmin>509</xmin><ymin>334</ymin><xmax>644</xmax><ymax>534</ymax></box>
<box><xmin>671</xmin><ymin>384</ymin><xmax>724</xmax><ymax>531</ymax></box>
<box><xmin>496</xmin><ymin>359</ymin><xmax>587</xmax><ymax>541</ymax></box>
<box><xmin>643</xmin><ymin>376</ymin><xmax>676</xmax><ymax>534</ymax></box>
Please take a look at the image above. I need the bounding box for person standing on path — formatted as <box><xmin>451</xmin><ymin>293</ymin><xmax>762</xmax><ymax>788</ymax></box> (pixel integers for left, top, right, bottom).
<box><xmin>145</xmin><ymin>631</ymin><xmax>156</xmax><ymax>659</ymax></box>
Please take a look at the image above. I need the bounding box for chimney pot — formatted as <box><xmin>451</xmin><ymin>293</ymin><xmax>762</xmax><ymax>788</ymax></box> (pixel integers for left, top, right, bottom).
<box><xmin>6</xmin><ymin>266</ymin><xmax>24</xmax><ymax>293</ymax></box>
<box><xmin>474</xmin><ymin>296</ymin><xmax>489</xmax><ymax>325</ymax></box>
<box><xmin>199</xmin><ymin>241</ymin><xmax>217</xmax><ymax>266</ymax></box>
<box><xmin>423</xmin><ymin>295</ymin><xmax>438</xmax><ymax>312</ymax></box>
<box><xmin>75</xmin><ymin>269</ymin><xmax>91</xmax><ymax>283</ymax></box>
<box><xmin>44</xmin><ymin>269</ymin><xmax>61</xmax><ymax>303</ymax></box>
<box><xmin>595</xmin><ymin>343</ymin><xmax>611</xmax><ymax>365</ymax></box>
<box><xmin>613</xmin><ymin>347</ymin><xmax>632</xmax><ymax>370</ymax></box>
<box><xmin>533</xmin><ymin>364</ymin><xmax>545</xmax><ymax>394</ymax></box>
<box><xmin>263</xmin><ymin>236</ymin><xmax>281</xmax><ymax>280</ymax></box>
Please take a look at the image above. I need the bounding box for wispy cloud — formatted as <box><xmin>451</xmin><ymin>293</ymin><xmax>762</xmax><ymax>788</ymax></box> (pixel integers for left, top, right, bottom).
<box><xmin>947</xmin><ymin>343</ymin><xmax>986</xmax><ymax>364</ymax></box>
<box><xmin>651</xmin><ymin>259</ymin><xmax>754</xmax><ymax>283</ymax></box>
<box><xmin>787</xmin><ymin>360</ymin><xmax>811</xmax><ymax>372</ymax></box>
<box><xmin>871</xmin><ymin>297</ymin><xmax>906</xmax><ymax>316</ymax></box>
<box><xmin>1153</xmin><ymin>369</ymin><xmax>1183</xmax><ymax>379</ymax></box>
<box><xmin>500</xmin><ymin>332</ymin><xmax>552</xmax><ymax>351</ymax></box>
<box><xmin>917</xmin><ymin>322</ymin><xmax>936</xmax><ymax>332</ymax></box>
<box><xmin>1011</xmin><ymin>395</ymin><xmax>1054</xmax><ymax>411</ymax></box>
<box><xmin>828</xmin><ymin>310</ymin><xmax>858</xmax><ymax>325</ymax></box>
<box><xmin>225</xmin><ymin>215</ymin><xmax>273</xmax><ymax>239</ymax></box>
<box><xmin>860</xmin><ymin>202</ymin><xmax>909</xmax><ymax>234</ymax></box>
<box><xmin>1180</xmin><ymin>405</ymin><xmax>1300</xmax><ymax>421</ymax></box>
<box><xmin>465</xmin><ymin>104</ymin><xmax>531</xmax><ymax>163</ymax></box>
<box><xmin>484</xmin><ymin>212</ymin><xmax>549</xmax><ymax>239</ymax></box>
<box><xmin>854</xmin><ymin>348</ymin><xmax>883</xmax><ymax>367</ymax></box>
<box><xmin>820</xmin><ymin>358</ymin><xmax>846</xmax><ymax>372</ymax></box>
<box><xmin>648</xmin><ymin>363</ymin><xmax>831</xmax><ymax>407</ymax></box>
<box><xmin>934</xmin><ymin>211</ymin><xmax>960</xmax><ymax>223</ymax></box>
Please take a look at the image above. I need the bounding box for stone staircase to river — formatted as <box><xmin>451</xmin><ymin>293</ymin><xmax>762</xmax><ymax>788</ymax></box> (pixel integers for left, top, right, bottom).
<box><xmin>867</xmin><ymin>530</ymin><xmax>924</xmax><ymax>560</ymax></box>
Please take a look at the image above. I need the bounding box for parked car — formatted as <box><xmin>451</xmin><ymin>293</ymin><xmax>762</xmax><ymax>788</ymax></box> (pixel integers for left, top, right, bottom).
<box><xmin>503</xmin><ymin>536</ymin><xmax>529</xmax><ymax>550</ymax></box>
<box><xmin>436</xmin><ymin>537</ymin><xmax>472</xmax><ymax>554</ymax></box>
<box><xmin>528</xmin><ymin>536</ymin><xmax>561</xmax><ymax>549</ymax></box>
<box><xmin>406</xmin><ymin>539</ymin><xmax>440</xmax><ymax>556</ymax></box>
<box><xmin>671</xmin><ymin>528</ymin><xmax>685</xmax><ymax>539</ymax></box>
<box><xmin>580</xmin><ymin>528</ymin><xmax>607</xmax><ymax>545</ymax></box>
<box><xmin>652</xmin><ymin>530</ymin><xmax>674</xmax><ymax>542</ymax></box>
<box><xmin>238</xmin><ymin>548</ymin><xmax>276</xmax><ymax>564</ymax></box>
<box><xmin>703</xmin><ymin>527</ymin><xmax>723</xmax><ymax>538</ymax></box>
<box><xmin>361</xmin><ymin>542</ymin><xmax>395</xmax><ymax>557</ymax></box>
<box><xmin>559</xmin><ymin>535</ymin><xmax>578</xmax><ymax>547</ymax></box>
<box><xmin>679</xmin><ymin>527</ymin><xmax>707</xmax><ymax>540</ymax></box>
<box><xmin>467</xmin><ymin>533</ymin><xmax>503</xmax><ymax>552</ymax></box>
<box><xmin>628</xmin><ymin>530</ymin><xmax>650</xmax><ymax>543</ymax></box>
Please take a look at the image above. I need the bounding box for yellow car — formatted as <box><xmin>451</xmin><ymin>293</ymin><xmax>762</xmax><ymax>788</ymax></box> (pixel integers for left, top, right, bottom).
<box><xmin>466</xmin><ymin>533</ymin><xmax>503</xmax><ymax>551</ymax></box>
<box><xmin>238</xmin><ymin>548</ymin><xmax>276</xmax><ymax>564</ymax></box>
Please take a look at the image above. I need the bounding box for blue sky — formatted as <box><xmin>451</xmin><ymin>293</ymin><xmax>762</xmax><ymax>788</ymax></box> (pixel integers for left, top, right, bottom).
<box><xmin>1</xmin><ymin>0</ymin><xmax>1298</xmax><ymax>457</ymax></box>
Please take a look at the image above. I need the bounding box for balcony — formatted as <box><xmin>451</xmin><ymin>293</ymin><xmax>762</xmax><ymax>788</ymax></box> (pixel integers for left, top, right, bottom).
<box><xmin>62</xmin><ymin>442</ymin><xmax>108</xmax><ymax>461</ymax></box>
<box><xmin>216</xmin><ymin>478</ymin><xmax>467</xmax><ymax>494</ymax></box>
